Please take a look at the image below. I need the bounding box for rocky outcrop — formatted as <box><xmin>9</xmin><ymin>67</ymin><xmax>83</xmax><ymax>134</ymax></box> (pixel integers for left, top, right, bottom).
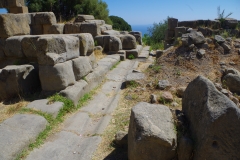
<box><xmin>182</xmin><ymin>76</ymin><xmax>240</xmax><ymax>160</ymax></box>
<box><xmin>128</xmin><ymin>102</ymin><xmax>177</xmax><ymax>160</ymax></box>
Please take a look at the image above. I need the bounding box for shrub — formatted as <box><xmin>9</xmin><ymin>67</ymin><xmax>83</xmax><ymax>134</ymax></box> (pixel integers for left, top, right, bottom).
<box><xmin>109</xmin><ymin>15</ymin><xmax>132</xmax><ymax>31</ymax></box>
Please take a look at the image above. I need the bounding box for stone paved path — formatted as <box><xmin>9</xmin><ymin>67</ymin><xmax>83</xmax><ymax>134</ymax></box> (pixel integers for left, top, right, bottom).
<box><xmin>0</xmin><ymin>46</ymin><xmax>150</xmax><ymax>160</ymax></box>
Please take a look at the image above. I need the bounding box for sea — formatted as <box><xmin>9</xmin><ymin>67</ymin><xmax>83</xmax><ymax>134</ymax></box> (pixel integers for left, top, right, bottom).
<box><xmin>131</xmin><ymin>24</ymin><xmax>152</xmax><ymax>36</ymax></box>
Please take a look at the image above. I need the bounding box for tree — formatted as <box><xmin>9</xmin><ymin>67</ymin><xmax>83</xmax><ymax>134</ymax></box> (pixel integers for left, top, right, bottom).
<box><xmin>26</xmin><ymin>0</ymin><xmax>112</xmax><ymax>23</ymax></box>
<box><xmin>147</xmin><ymin>18</ymin><xmax>168</xmax><ymax>43</ymax></box>
<box><xmin>109</xmin><ymin>15</ymin><xmax>132</xmax><ymax>31</ymax></box>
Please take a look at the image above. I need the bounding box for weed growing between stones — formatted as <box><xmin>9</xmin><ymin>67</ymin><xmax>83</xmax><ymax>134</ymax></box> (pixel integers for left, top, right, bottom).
<box><xmin>128</xmin><ymin>54</ymin><xmax>135</xmax><ymax>59</ymax></box>
<box><xmin>110</xmin><ymin>61</ymin><xmax>120</xmax><ymax>70</ymax></box>
<box><xmin>15</xmin><ymin>89</ymin><xmax>97</xmax><ymax>160</ymax></box>
<box><xmin>127</xmin><ymin>80</ymin><xmax>139</xmax><ymax>88</ymax></box>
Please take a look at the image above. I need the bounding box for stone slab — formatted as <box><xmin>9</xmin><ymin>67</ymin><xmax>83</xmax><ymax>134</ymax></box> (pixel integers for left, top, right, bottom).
<box><xmin>63</xmin><ymin>112</ymin><xmax>90</xmax><ymax>135</ymax></box>
<box><xmin>26</xmin><ymin>131</ymin><xmax>101</xmax><ymax>160</ymax></box>
<box><xmin>27</xmin><ymin>99</ymin><xmax>64</xmax><ymax>118</ymax></box>
<box><xmin>0</xmin><ymin>114</ymin><xmax>48</xmax><ymax>160</ymax></box>
<box><xmin>59</xmin><ymin>80</ymin><xmax>88</xmax><ymax>106</ymax></box>
<box><xmin>87</xmin><ymin>115</ymin><xmax>112</xmax><ymax>135</ymax></box>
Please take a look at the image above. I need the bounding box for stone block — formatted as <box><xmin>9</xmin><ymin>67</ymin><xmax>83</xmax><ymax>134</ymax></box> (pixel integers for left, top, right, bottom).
<box><xmin>0</xmin><ymin>14</ymin><xmax>30</xmax><ymax>38</ymax></box>
<box><xmin>103</xmin><ymin>30</ymin><xmax>120</xmax><ymax>35</ymax></box>
<box><xmin>21</xmin><ymin>35</ymin><xmax>40</xmax><ymax>60</ymax></box>
<box><xmin>175</xmin><ymin>27</ymin><xmax>187</xmax><ymax>38</ymax></box>
<box><xmin>0</xmin><ymin>38</ymin><xmax>6</xmax><ymax>59</ymax></box>
<box><xmin>67</xmin><ymin>33</ymin><xmax>94</xmax><ymax>56</ymax></box>
<box><xmin>0</xmin><ymin>114</ymin><xmax>48</xmax><ymax>160</ymax></box>
<box><xmin>34</xmin><ymin>12</ymin><xmax>56</xmax><ymax>25</ymax></box>
<box><xmin>36</xmin><ymin>35</ymin><xmax>79</xmax><ymax>65</ymax></box>
<box><xmin>168</xmin><ymin>18</ymin><xmax>178</xmax><ymax>30</ymax></box>
<box><xmin>43</xmin><ymin>24</ymin><xmax>51</xmax><ymax>34</ymax></box>
<box><xmin>129</xmin><ymin>31</ymin><xmax>142</xmax><ymax>45</ymax></box>
<box><xmin>30</xmin><ymin>25</ymin><xmax>43</xmax><ymax>35</ymax></box>
<box><xmin>48</xmin><ymin>24</ymin><xmax>64</xmax><ymax>34</ymax></box>
<box><xmin>80</xmin><ymin>22</ymin><xmax>101</xmax><ymax>37</ymax></box>
<box><xmin>165</xmin><ymin>29</ymin><xmax>175</xmax><ymax>41</ymax></box>
<box><xmin>100</xmin><ymin>24</ymin><xmax>112</xmax><ymax>33</ymax></box>
<box><xmin>64</xmin><ymin>23</ymin><xmax>81</xmax><ymax>34</ymax></box>
<box><xmin>0</xmin><ymin>0</ymin><xmax>25</xmax><ymax>8</ymax></box>
<box><xmin>118</xmin><ymin>34</ymin><xmax>137</xmax><ymax>50</ymax></box>
<box><xmin>0</xmin><ymin>65</ymin><xmax>40</xmax><ymax>100</ymax></box>
<box><xmin>39</xmin><ymin>61</ymin><xmax>75</xmax><ymax>91</ymax></box>
<box><xmin>85</xmin><ymin>19</ymin><xmax>105</xmax><ymax>25</ymax></box>
<box><xmin>126</xmin><ymin>45</ymin><xmax>142</xmax><ymax>59</ymax></box>
<box><xmin>178</xmin><ymin>20</ymin><xmax>198</xmax><ymax>28</ymax></box>
<box><xmin>74</xmin><ymin>14</ymin><xmax>95</xmax><ymax>23</ymax></box>
<box><xmin>72</xmin><ymin>57</ymin><xmax>93</xmax><ymax>81</ymax></box>
<box><xmin>4</xmin><ymin>36</ymin><xmax>25</xmax><ymax>57</ymax></box>
<box><xmin>9</xmin><ymin>6</ymin><xmax>28</xmax><ymax>14</ymax></box>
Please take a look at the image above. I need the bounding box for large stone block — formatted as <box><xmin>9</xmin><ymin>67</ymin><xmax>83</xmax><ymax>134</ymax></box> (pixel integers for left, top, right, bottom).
<box><xmin>9</xmin><ymin>6</ymin><xmax>28</xmax><ymax>14</ymax></box>
<box><xmin>64</xmin><ymin>23</ymin><xmax>81</xmax><ymax>34</ymax></box>
<box><xmin>178</xmin><ymin>20</ymin><xmax>198</xmax><ymax>28</ymax></box>
<box><xmin>175</xmin><ymin>27</ymin><xmax>187</xmax><ymax>38</ymax></box>
<box><xmin>0</xmin><ymin>14</ymin><xmax>30</xmax><ymax>38</ymax></box>
<box><xmin>129</xmin><ymin>31</ymin><xmax>142</xmax><ymax>45</ymax></box>
<box><xmin>39</xmin><ymin>61</ymin><xmax>75</xmax><ymax>91</ymax></box>
<box><xmin>30</xmin><ymin>25</ymin><xmax>43</xmax><ymax>35</ymax></box>
<box><xmin>37</xmin><ymin>35</ymin><xmax>79</xmax><ymax>65</ymax></box>
<box><xmin>85</xmin><ymin>19</ymin><xmax>105</xmax><ymax>25</ymax></box>
<box><xmin>118</xmin><ymin>34</ymin><xmax>137</xmax><ymax>50</ymax></box>
<box><xmin>48</xmin><ymin>24</ymin><xmax>65</xmax><ymax>34</ymax></box>
<box><xmin>0</xmin><ymin>0</ymin><xmax>25</xmax><ymax>8</ymax></box>
<box><xmin>94</xmin><ymin>35</ymin><xmax>122</xmax><ymax>51</ymax></box>
<box><xmin>34</xmin><ymin>12</ymin><xmax>56</xmax><ymax>25</ymax></box>
<box><xmin>0</xmin><ymin>65</ymin><xmax>40</xmax><ymax>100</ymax></box>
<box><xmin>67</xmin><ymin>33</ymin><xmax>94</xmax><ymax>56</ymax></box>
<box><xmin>72</xmin><ymin>57</ymin><xmax>93</xmax><ymax>81</ymax></box>
<box><xmin>223</xmin><ymin>18</ymin><xmax>238</xmax><ymax>29</ymax></box>
<box><xmin>74</xmin><ymin>14</ymin><xmax>95</xmax><ymax>23</ymax></box>
<box><xmin>21</xmin><ymin>35</ymin><xmax>40</xmax><ymax>60</ymax></box>
<box><xmin>182</xmin><ymin>76</ymin><xmax>240</xmax><ymax>160</ymax></box>
<box><xmin>100</xmin><ymin>24</ymin><xmax>112</xmax><ymax>33</ymax></box>
<box><xmin>128</xmin><ymin>102</ymin><xmax>177</xmax><ymax>160</ymax></box>
<box><xmin>4</xmin><ymin>36</ymin><xmax>25</xmax><ymax>57</ymax></box>
<box><xmin>43</xmin><ymin>24</ymin><xmax>51</xmax><ymax>34</ymax></box>
<box><xmin>80</xmin><ymin>22</ymin><xmax>101</xmax><ymax>37</ymax></box>
<box><xmin>0</xmin><ymin>38</ymin><xmax>6</xmax><ymax>59</ymax></box>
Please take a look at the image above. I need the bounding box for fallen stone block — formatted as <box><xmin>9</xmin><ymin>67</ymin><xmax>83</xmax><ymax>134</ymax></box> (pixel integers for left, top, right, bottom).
<box><xmin>189</xmin><ymin>31</ymin><xmax>206</xmax><ymax>44</ymax></box>
<box><xmin>4</xmin><ymin>36</ymin><xmax>25</xmax><ymax>57</ymax></box>
<box><xmin>67</xmin><ymin>33</ymin><xmax>94</xmax><ymax>56</ymax></box>
<box><xmin>182</xmin><ymin>76</ymin><xmax>240</xmax><ymax>159</ymax></box>
<box><xmin>48</xmin><ymin>24</ymin><xmax>65</xmax><ymax>34</ymax></box>
<box><xmin>72</xmin><ymin>57</ymin><xmax>93</xmax><ymax>81</ymax></box>
<box><xmin>9</xmin><ymin>6</ymin><xmax>28</xmax><ymax>14</ymax></box>
<box><xmin>74</xmin><ymin>14</ymin><xmax>95</xmax><ymax>23</ymax></box>
<box><xmin>34</xmin><ymin>12</ymin><xmax>57</xmax><ymax>25</ymax></box>
<box><xmin>64</xmin><ymin>23</ymin><xmax>81</xmax><ymax>34</ymax></box>
<box><xmin>60</xmin><ymin>80</ymin><xmax>88</xmax><ymax>106</ymax></box>
<box><xmin>119</xmin><ymin>34</ymin><xmax>137</xmax><ymax>50</ymax></box>
<box><xmin>0</xmin><ymin>65</ymin><xmax>40</xmax><ymax>100</ymax></box>
<box><xmin>39</xmin><ymin>61</ymin><xmax>75</xmax><ymax>91</ymax></box>
<box><xmin>0</xmin><ymin>114</ymin><xmax>48</xmax><ymax>160</ymax></box>
<box><xmin>27</xmin><ymin>99</ymin><xmax>64</xmax><ymax>118</ymax></box>
<box><xmin>0</xmin><ymin>14</ymin><xmax>30</xmax><ymax>38</ymax></box>
<box><xmin>128</xmin><ymin>102</ymin><xmax>177</xmax><ymax>160</ymax></box>
<box><xmin>80</xmin><ymin>22</ymin><xmax>101</xmax><ymax>37</ymax></box>
<box><xmin>223</xmin><ymin>73</ymin><xmax>240</xmax><ymax>93</ymax></box>
<box><xmin>37</xmin><ymin>35</ymin><xmax>79</xmax><ymax>65</ymax></box>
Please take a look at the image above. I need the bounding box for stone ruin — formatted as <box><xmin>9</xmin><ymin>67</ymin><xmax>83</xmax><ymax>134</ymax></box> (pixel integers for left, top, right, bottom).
<box><xmin>0</xmin><ymin>0</ymin><xmax>28</xmax><ymax>14</ymax></box>
<box><xmin>165</xmin><ymin>17</ymin><xmax>240</xmax><ymax>49</ymax></box>
<box><xmin>0</xmin><ymin>1</ymin><xmax>143</xmax><ymax>103</ymax></box>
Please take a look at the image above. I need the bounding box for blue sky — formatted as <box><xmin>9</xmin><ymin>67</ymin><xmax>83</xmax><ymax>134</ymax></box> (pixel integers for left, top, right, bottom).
<box><xmin>0</xmin><ymin>0</ymin><xmax>239</xmax><ymax>25</ymax></box>
<box><xmin>104</xmin><ymin>0</ymin><xmax>240</xmax><ymax>25</ymax></box>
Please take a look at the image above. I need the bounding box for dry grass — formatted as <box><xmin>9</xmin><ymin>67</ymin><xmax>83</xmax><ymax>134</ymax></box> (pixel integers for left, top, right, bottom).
<box><xmin>94</xmin><ymin>50</ymin><xmax>106</xmax><ymax>61</ymax></box>
<box><xmin>0</xmin><ymin>100</ymin><xmax>29</xmax><ymax>123</ymax></box>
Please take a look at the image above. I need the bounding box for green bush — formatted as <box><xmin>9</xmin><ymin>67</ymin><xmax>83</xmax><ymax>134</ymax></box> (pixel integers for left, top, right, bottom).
<box><xmin>109</xmin><ymin>15</ymin><xmax>132</xmax><ymax>31</ymax></box>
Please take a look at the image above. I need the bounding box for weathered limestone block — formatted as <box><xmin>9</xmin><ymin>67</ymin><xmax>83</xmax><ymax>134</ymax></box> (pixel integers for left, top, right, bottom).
<box><xmin>39</xmin><ymin>61</ymin><xmax>75</xmax><ymax>91</ymax></box>
<box><xmin>4</xmin><ymin>36</ymin><xmax>25</xmax><ymax>57</ymax></box>
<box><xmin>80</xmin><ymin>22</ymin><xmax>101</xmax><ymax>37</ymax></box>
<box><xmin>0</xmin><ymin>0</ymin><xmax>25</xmax><ymax>8</ymax></box>
<box><xmin>72</xmin><ymin>57</ymin><xmax>93</xmax><ymax>81</ymax></box>
<box><xmin>103</xmin><ymin>30</ymin><xmax>120</xmax><ymax>35</ymax></box>
<box><xmin>183</xmin><ymin>76</ymin><xmax>240</xmax><ymax>160</ymax></box>
<box><xmin>30</xmin><ymin>25</ymin><xmax>43</xmax><ymax>35</ymax></box>
<box><xmin>21</xmin><ymin>35</ymin><xmax>40</xmax><ymax>59</ymax></box>
<box><xmin>175</xmin><ymin>27</ymin><xmax>187</xmax><ymax>38</ymax></box>
<box><xmin>168</xmin><ymin>18</ymin><xmax>178</xmax><ymax>30</ymax></box>
<box><xmin>118</xmin><ymin>34</ymin><xmax>137</xmax><ymax>50</ymax></box>
<box><xmin>0</xmin><ymin>65</ymin><xmax>40</xmax><ymax>100</ymax></box>
<box><xmin>67</xmin><ymin>33</ymin><xmax>94</xmax><ymax>56</ymax></box>
<box><xmin>34</xmin><ymin>12</ymin><xmax>57</xmax><ymax>25</ymax></box>
<box><xmin>24</xmin><ymin>13</ymin><xmax>36</xmax><ymax>25</ymax></box>
<box><xmin>48</xmin><ymin>24</ymin><xmax>65</xmax><ymax>34</ymax></box>
<box><xmin>64</xmin><ymin>23</ymin><xmax>81</xmax><ymax>34</ymax></box>
<box><xmin>85</xmin><ymin>20</ymin><xmax>105</xmax><ymax>25</ymax></box>
<box><xmin>37</xmin><ymin>35</ymin><xmax>79</xmax><ymax>65</ymax></box>
<box><xmin>126</xmin><ymin>45</ymin><xmax>142</xmax><ymax>59</ymax></box>
<box><xmin>128</xmin><ymin>102</ymin><xmax>177</xmax><ymax>160</ymax></box>
<box><xmin>74</xmin><ymin>14</ymin><xmax>95</xmax><ymax>23</ymax></box>
<box><xmin>100</xmin><ymin>24</ymin><xmax>113</xmax><ymax>33</ymax></box>
<box><xmin>0</xmin><ymin>14</ymin><xmax>30</xmax><ymax>38</ymax></box>
<box><xmin>9</xmin><ymin>6</ymin><xmax>28</xmax><ymax>14</ymax></box>
<box><xmin>129</xmin><ymin>31</ymin><xmax>142</xmax><ymax>45</ymax></box>
<box><xmin>94</xmin><ymin>35</ymin><xmax>122</xmax><ymax>51</ymax></box>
